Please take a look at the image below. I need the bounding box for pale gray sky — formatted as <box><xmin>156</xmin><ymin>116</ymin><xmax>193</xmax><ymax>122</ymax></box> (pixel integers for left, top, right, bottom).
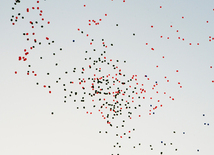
<box><xmin>0</xmin><ymin>0</ymin><xmax>214</xmax><ymax>155</ymax></box>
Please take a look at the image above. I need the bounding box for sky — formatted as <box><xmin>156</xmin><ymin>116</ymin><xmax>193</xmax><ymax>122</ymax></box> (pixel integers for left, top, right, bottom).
<box><xmin>0</xmin><ymin>0</ymin><xmax>214</xmax><ymax>155</ymax></box>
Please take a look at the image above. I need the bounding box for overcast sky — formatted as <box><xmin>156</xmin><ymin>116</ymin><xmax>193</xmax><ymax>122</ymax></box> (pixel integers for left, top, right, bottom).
<box><xmin>0</xmin><ymin>0</ymin><xmax>214</xmax><ymax>155</ymax></box>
